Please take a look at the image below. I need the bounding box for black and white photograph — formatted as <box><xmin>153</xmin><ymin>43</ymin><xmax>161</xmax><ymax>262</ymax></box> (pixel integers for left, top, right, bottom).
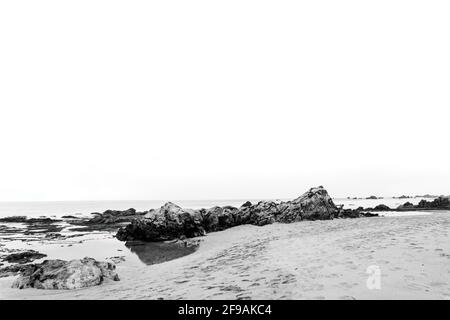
<box><xmin>0</xmin><ymin>0</ymin><xmax>449</xmax><ymax>306</ymax></box>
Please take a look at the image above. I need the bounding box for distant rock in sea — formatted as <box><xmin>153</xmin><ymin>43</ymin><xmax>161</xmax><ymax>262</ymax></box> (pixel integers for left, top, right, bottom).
<box><xmin>88</xmin><ymin>208</ymin><xmax>148</xmax><ymax>224</ymax></box>
<box><xmin>414</xmin><ymin>194</ymin><xmax>439</xmax><ymax>198</ymax></box>
<box><xmin>62</xmin><ymin>208</ymin><xmax>149</xmax><ymax>233</ymax></box>
<box><xmin>116</xmin><ymin>186</ymin><xmax>375</xmax><ymax>242</ymax></box>
<box><xmin>365</xmin><ymin>196</ymin><xmax>379</xmax><ymax>200</ymax></box>
<box><xmin>12</xmin><ymin>257</ymin><xmax>119</xmax><ymax>290</ymax></box>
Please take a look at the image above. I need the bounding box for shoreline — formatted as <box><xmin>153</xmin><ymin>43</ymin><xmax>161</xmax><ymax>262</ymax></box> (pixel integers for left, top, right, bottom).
<box><xmin>0</xmin><ymin>189</ymin><xmax>448</xmax><ymax>299</ymax></box>
<box><xmin>1</xmin><ymin>211</ymin><xmax>449</xmax><ymax>299</ymax></box>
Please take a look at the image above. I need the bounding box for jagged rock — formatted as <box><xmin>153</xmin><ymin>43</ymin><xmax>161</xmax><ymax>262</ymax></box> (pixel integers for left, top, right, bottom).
<box><xmin>241</xmin><ymin>201</ymin><xmax>252</xmax><ymax>208</ymax></box>
<box><xmin>116</xmin><ymin>202</ymin><xmax>206</xmax><ymax>241</ymax></box>
<box><xmin>116</xmin><ymin>186</ymin><xmax>342</xmax><ymax>242</ymax></box>
<box><xmin>88</xmin><ymin>208</ymin><xmax>146</xmax><ymax>224</ymax></box>
<box><xmin>1</xmin><ymin>250</ymin><xmax>47</xmax><ymax>264</ymax></box>
<box><xmin>366</xmin><ymin>196</ymin><xmax>378</xmax><ymax>200</ymax></box>
<box><xmin>279</xmin><ymin>187</ymin><xmax>338</xmax><ymax>221</ymax></box>
<box><xmin>201</xmin><ymin>206</ymin><xmax>240</xmax><ymax>231</ymax></box>
<box><xmin>12</xmin><ymin>257</ymin><xmax>119</xmax><ymax>290</ymax></box>
<box><xmin>0</xmin><ymin>264</ymin><xmax>35</xmax><ymax>278</ymax></box>
<box><xmin>243</xmin><ymin>201</ymin><xmax>279</xmax><ymax>225</ymax></box>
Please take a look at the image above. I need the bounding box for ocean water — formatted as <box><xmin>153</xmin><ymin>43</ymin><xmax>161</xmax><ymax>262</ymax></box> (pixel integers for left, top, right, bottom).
<box><xmin>0</xmin><ymin>197</ymin><xmax>433</xmax><ymax>218</ymax></box>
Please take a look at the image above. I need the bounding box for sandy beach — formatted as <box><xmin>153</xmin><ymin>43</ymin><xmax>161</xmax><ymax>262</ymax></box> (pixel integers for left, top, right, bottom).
<box><xmin>1</xmin><ymin>211</ymin><xmax>448</xmax><ymax>300</ymax></box>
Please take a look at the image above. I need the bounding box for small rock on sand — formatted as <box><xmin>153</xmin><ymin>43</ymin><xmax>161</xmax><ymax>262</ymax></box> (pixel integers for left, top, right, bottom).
<box><xmin>12</xmin><ymin>257</ymin><xmax>120</xmax><ymax>290</ymax></box>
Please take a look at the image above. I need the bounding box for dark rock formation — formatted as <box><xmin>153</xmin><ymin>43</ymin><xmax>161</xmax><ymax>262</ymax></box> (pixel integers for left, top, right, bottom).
<box><xmin>88</xmin><ymin>208</ymin><xmax>147</xmax><ymax>224</ymax></box>
<box><xmin>200</xmin><ymin>205</ymin><xmax>241</xmax><ymax>231</ymax></box>
<box><xmin>0</xmin><ymin>264</ymin><xmax>35</xmax><ymax>278</ymax></box>
<box><xmin>1</xmin><ymin>250</ymin><xmax>47</xmax><ymax>264</ymax></box>
<box><xmin>241</xmin><ymin>200</ymin><xmax>280</xmax><ymax>225</ymax></box>
<box><xmin>366</xmin><ymin>196</ymin><xmax>379</xmax><ymax>200</ymax></box>
<box><xmin>12</xmin><ymin>257</ymin><xmax>119</xmax><ymax>289</ymax></box>
<box><xmin>279</xmin><ymin>187</ymin><xmax>338</xmax><ymax>221</ymax></box>
<box><xmin>117</xmin><ymin>202</ymin><xmax>206</xmax><ymax>242</ymax></box>
<box><xmin>372</xmin><ymin>204</ymin><xmax>391</xmax><ymax>211</ymax></box>
<box><xmin>396</xmin><ymin>202</ymin><xmax>415</xmax><ymax>210</ymax></box>
<box><xmin>0</xmin><ymin>216</ymin><xmax>28</xmax><ymax>223</ymax></box>
<box><xmin>116</xmin><ymin>187</ymin><xmax>349</xmax><ymax>242</ymax></box>
<box><xmin>64</xmin><ymin>208</ymin><xmax>149</xmax><ymax>232</ymax></box>
<box><xmin>336</xmin><ymin>208</ymin><xmax>379</xmax><ymax>219</ymax></box>
<box><xmin>0</xmin><ymin>216</ymin><xmax>62</xmax><ymax>224</ymax></box>
<box><xmin>338</xmin><ymin>209</ymin><xmax>361</xmax><ymax>218</ymax></box>
<box><xmin>241</xmin><ymin>201</ymin><xmax>252</xmax><ymax>208</ymax></box>
<box><xmin>417</xmin><ymin>196</ymin><xmax>450</xmax><ymax>210</ymax></box>
<box><xmin>0</xmin><ymin>216</ymin><xmax>62</xmax><ymax>231</ymax></box>
<box><xmin>396</xmin><ymin>196</ymin><xmax>450</xmax><ymax>211</ymax></box>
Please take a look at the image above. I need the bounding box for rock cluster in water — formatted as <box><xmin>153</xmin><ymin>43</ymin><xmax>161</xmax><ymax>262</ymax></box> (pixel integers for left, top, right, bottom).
<box><xmin>12</xmin><ymin>257</ymin><xmax>119</xmax><ymax>290</ymax></box>
<box><xmin>87</xmin><ymin>208</ymin><xmax>148</xmax><ymax>224</ymax></box>
<box><xmin>116</xmin><ymin>186</ymin><xmax>377</xmax><ymax>242</ymax></box>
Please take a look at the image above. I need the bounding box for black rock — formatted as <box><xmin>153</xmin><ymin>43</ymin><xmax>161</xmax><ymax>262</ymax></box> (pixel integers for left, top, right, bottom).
<box><xmin>0</xmin><ymin>216</ymin><xmax>28</xmax><ymax>223</ymax></box>
<box><xmin>372</xmin><ymin>204</ymin><xmax>391</xmax><ymax>211</ymax></box>
<box><xmin>0</xmin><ymin>264</ymin><xmax>35</xmax><ymax>278</ymax></box>
<box><xmin>116</xmin><ymin>186</ymin><xmax>340</xmax><ymax>242</ymax></box>
<box><xmin>1</xmin><ymin>250</ymin><xmax>47</xmax><ymax>264</ymax></box>
<box><xmin>116</xmin><ymin>202</ymin><xmax>206</xmax><ymax>242</ymax></box>
<box><xmin>240</xmin><ymin>201</ymin><xmax>252</xmax><ymax>208</ymax></box>
<box><xmin>417</xmin><ymin>196</ymin><xmax>450</xmax><ymax>209</ymax></box>
<box><xmin>87</xmin><ymin>208</ymin><xmax>146</xmax><ymax>224</ymax></box>
<box><xmin>339</xmin><ymin>209</ymin><xmax>361</xmax><ymax>219</ymax></box>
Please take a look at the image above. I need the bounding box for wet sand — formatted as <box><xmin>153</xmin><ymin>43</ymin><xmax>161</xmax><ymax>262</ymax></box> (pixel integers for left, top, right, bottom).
<box><xmin>1</xmin><ymin>211</ymin><xmax>449</xmax><ymax>300</ymax></box>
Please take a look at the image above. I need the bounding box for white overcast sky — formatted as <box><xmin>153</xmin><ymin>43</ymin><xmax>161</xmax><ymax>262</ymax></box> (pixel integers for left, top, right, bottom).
<box><xmin>0</xmin><ymin>1</ymin><xmax>449</xmax><ymax>201</ymax></box>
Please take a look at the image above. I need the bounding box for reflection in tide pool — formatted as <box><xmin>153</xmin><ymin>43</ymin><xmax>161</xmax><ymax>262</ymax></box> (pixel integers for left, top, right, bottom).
<box><xmin>125</xmin><ymin>240</ymin><xmax>199</xmax><ymax>265</ymax></box>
